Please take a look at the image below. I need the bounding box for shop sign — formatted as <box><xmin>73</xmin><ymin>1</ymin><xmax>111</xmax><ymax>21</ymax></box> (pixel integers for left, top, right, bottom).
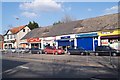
<box><xmin>43</xmin><ymin>37</ymin><xmax>56</xmax><ymax>41</ymax></box>
<box><xmin>27</xmin><ymin>38</ymin><xmax>41</xmax><ymax>42</ymax></box>
<box><xmin>76</xmin><ymin>33</ymin><xmax>97</xmax><ymax>38</ymax></box>
<box><xmin>101</xmin><ymin>31</ymin><xmax>113</xmax><ymax>34</ymax></box>
<box><xmin>61</xmin><ymin>36</ymin><xmax>70</xmax><ymax>39</ymax></box>
<box><xmin>98</xmin><ymin>29</ymin><xmax>120</xmax><ymax>36</ymax></box>
<box><xmin>101</xmin><ymin>39</ymin><xmax>109</xmax><ymax>45</ymax></box>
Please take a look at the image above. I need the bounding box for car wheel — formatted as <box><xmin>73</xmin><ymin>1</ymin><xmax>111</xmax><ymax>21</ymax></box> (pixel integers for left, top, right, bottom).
<box><xmin>95</xmin><ymin>53</ymin><xmax>99</xmax><ymax>56</ymax></box>
<box><xmin>112</xmin><ymin>53</ymin><xmax>117</xmax><ymax>56</ymax></box>
<box><xmin>55</xmin><ymin>52</ymin><xmax>58</xmax><ymax>55</ymax></box>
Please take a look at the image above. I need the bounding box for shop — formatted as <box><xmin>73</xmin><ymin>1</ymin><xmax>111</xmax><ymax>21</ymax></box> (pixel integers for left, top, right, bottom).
<box><xmin>56</xmin><ymin>34</ymin><xmax>75</xmax><ymax>49</ymax></box>
<box><xmin>27</xmin><ymin>38</ymin><xmax>41</xmax><ymax>49</ymax></box>
<box><xmin>98</xmin><ymin>29</ymin><xmax>120</xmax><ymax>50</ymax></box>
<box><xmin>20</xmin><ymin>39</ymin><xmax>29</xmax><ymax>48</ymax></box>
<box><xmin>76</xmin><ymin>32</ymin><xmax>98</xmax><ymax>51</ymax></box>
<box><xmin>42</xmin><ymin>37</ymin><xmax>56</xmax><ymax>49</ymax></box>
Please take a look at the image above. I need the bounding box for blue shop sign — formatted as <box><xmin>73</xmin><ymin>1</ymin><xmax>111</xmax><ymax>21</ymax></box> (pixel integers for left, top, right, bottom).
<box><xmin>76</xmin><ymin>33</ymin><xmax>98</xmax><ymax>38</ymax></box>
<box><xmin>61</xmin><ymin>36</ymin><xmax>70</xmax><ymax>39</ymax></box>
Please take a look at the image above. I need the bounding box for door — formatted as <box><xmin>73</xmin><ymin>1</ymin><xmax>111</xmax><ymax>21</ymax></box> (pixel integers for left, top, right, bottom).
<box><xmin>77</xmin><ymin>37</ymin><xmax>93</xmax><ymax>50</ymax></box>
<box><xmin>94</xmin><ymin>40</ymin><xmax>98</xmax><ymax>50</ymax></box>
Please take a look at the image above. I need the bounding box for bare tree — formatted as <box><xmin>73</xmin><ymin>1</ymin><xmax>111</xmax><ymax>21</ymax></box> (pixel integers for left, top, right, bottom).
<box><xmin>61</xmin><ymin>14</ymin><xmax>76</xmax><ymax>23</ymax></box>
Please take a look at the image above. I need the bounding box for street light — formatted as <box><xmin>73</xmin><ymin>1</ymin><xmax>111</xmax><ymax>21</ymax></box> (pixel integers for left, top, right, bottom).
<box><xmin>16</xmin><ymin>17</ymin><xmax>20</xmax><ymax>57</ymax></box>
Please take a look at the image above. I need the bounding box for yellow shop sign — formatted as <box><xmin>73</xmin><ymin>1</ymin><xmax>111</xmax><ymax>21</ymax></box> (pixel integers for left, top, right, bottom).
<box><xmin>98</xmin><ymin>29</ymin><xmax>120</xmax><ymax>36</ymax></box>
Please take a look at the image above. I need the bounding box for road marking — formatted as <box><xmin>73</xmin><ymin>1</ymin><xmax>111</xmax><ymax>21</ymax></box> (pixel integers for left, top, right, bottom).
<box><xmin>18</xmin><ymin>66</ymin><xmax>29</xmax><ymax>69</ymax></box>
<box><xmin>4</xmin><ymin>69</ymin><xmax>13</xmax><ymax>73</ymax></box>
<box><xmin>7</xmin><ymin>70</ymin><xmax>17</xmax><ymax>74</ymax></box>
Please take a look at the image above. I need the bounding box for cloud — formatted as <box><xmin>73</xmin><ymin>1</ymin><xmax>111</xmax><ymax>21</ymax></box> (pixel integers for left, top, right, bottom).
<box><xmin>88</xmin><ymin>8</ymin><xmax>92</xmax><ymax>11</ymax></box>
<box><xmin>19</xmin><ymin>0</ymin><xmax>62</xmax><ymax>12</ymax></box>
<box><xmin>21</xmin><ymin>12</ymin><xmax>37</xmax><ymax>18</ymax></box>
<box><xmin>104</xmin><ymin>6</ymin><xmax>118</xmax><ymax>14</ymax></box>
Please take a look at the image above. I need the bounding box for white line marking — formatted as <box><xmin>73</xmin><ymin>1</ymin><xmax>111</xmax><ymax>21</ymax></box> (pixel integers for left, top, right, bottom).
<box><xmin>4</xmin><ymin>69</ymin><xmax>13</xmax><ymax>73</ymax></box>
<box><xmin>7</xmin><ymin>70</ymin><xmax>17</xmax><ymax>74</ymax></box>
<box><xmin>19</xmin><ymin>66</ymin><xmax>29</xmax><ymax>69</ymax></box>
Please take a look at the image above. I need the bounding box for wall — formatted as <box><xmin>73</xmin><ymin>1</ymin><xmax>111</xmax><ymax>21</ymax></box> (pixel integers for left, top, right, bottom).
<box><xmin>16</xmin><ymin>26</ymin><xmax>31</xmax><ymax>48</ymax></box>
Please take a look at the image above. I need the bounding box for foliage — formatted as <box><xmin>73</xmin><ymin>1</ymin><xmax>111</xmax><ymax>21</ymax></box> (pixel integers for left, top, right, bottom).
<box><xmin>27</xmin><ymin>21</ymin><xmax>39</xmax><ymax>30</ymax></box>
<box><xmin>53</xmin><ymin>21</ymin><xmax>63</xmax><ymax>25</ymax></box>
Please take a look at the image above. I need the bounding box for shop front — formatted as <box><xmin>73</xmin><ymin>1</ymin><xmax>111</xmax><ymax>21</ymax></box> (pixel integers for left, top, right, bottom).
<box><xmin>56</xmin><ymin>35</ymin><xmax>75</xmax><ymax>50</ymax></box>
<box><xmin>42</xmin><ymin>37</ymin><xmax>56</xmax><ymax>49</ymax></box>
<box><xmin>98</xmin><ymin>29</ymin><xmax>120</xmax><ymax>50</ymax></box>
<box><xmin>76</xmin><ymin>32</ymin><xmax>98</xmax><ymax>51</ymax></box>
<box><xmin>27</xmin><ymin>38</ymin><xmax>41</xmax><ymax>49</ymax></box>
<box><xmin>20</xmin><ymin>39</ymin><xmax>29</xmax><ymax>48</ymax></box>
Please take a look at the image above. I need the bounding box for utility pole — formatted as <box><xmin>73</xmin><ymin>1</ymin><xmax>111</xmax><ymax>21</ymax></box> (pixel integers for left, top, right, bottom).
<box><xmin>16</xmin><ymin>17</ymin><xmax>20</xmax><ymax>57</ymax></box>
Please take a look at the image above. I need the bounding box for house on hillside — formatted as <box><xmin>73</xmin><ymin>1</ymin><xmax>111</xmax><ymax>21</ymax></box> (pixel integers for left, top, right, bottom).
<box><xmin>4</xmin><ymin>25</ymin><xmax>31</xmax><ymax>49</ymax></box>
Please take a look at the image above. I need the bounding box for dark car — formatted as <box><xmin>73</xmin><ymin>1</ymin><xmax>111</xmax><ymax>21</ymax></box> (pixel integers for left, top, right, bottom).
<box><xmin>67</xmin><ymin>47</ymin><xmax>87</xmax><ymax>55</ymax></box>
<box><xmin>29</xmin><ymin>48</ymin><xmax>42</xmax><ymax>54</ymax></box>
<box><xmin>95</xmin><ymin>46</ymin><xmax>120</xmax><ymax>56</ymax></box>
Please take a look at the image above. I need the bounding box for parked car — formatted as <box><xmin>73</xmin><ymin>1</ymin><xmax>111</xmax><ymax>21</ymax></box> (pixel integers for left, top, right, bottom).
<box><xmin>16</xmin><ymin>48</ymin><xmax>30</xmax><ymax>53</ymax></box>
<box><xmin>29</xmin><ymin>48</ymin><xmax>42</xmax><ymax>54</ymax></box>
<box><xmin>43</xmin><ymin>46</ymin><xmax>64</xmax><ymax>55</ymax></box>
<box><xmin>24</xmin><ymin>48</ymin><xmax>30</xmax><ymax>53</ymax></box>
<box><xmin>67</xmin><ymin>47</ymin><xmax>87</xmax><ymax>55</ymax></box>
<box><xmin>5</xmin><ymin>48</ymin><xmax>16</xmax><ymax>53</ymax></box>
<box><xmin>95</xmin><ymin>46</ymin><xmax>120</xmax><ymax>56</ymax></box>
<box><xmin>15</xmin><ymin>48</ymin><xmax>22</xmax><ymax>53</ymax></box>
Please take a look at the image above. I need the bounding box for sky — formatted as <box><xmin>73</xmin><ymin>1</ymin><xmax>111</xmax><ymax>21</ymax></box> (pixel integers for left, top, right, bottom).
<box><xmin>1</xmin><ymin>0</ymin><xmax>119</xmax><ymax>34</ymax></box>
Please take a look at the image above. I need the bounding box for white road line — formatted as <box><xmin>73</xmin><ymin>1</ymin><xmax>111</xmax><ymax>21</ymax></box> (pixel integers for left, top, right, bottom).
<box><xmin>4</xmin><ymin>69</ymin><xmax>13</xmax><ymax>73</ymax></box>
<box><xmin>18</xmin><ymin>66</ymin><xmax>29</xmax><ymax>69</ymax></box>
<box><xmin>7</xmin><ymin>70</ymin><xmax>17</xmax><ymax>74</ymax></box>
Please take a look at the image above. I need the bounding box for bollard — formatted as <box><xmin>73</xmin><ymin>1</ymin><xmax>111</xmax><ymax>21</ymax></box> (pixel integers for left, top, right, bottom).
<box><xmin>10</xmin><ymin>51</ymin><xmax>13</xmax><ymax>57</ymax></box>
<box><xmin>118</xmin><ymin>56</ymin><xmax>120</xmax><ymax>79</ymax></box>
<box><xmin>109</xmin><ymin>51</ymin><xmax>112</xmax><ymax>64</ymax></box>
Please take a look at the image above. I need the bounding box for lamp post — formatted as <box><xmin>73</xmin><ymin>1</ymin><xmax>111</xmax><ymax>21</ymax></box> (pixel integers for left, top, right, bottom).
<box><xmin>16</xmin><ymin>17</ymin><xmax>20</xmax><ymax>57</ymax></box>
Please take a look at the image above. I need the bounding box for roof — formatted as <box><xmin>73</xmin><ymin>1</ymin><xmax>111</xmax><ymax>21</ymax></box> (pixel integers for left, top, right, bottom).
<box><xmin>10</xmin><ymin>25</ymin><xmax>26</xmax><ymax>34</ymax></box>
<box><xmin>22</xmin><ymin>13</ymin><xmax>119</xmax><ymax>39</ymax></box>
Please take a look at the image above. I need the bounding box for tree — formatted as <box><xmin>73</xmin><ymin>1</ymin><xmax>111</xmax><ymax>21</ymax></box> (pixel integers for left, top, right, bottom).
<box><xmin>53</xmin><ymin>21</ymin><xmax>63</xmax><ymax>25</ymax></box>
<box><xmin>27</xmin><ymin>21</ymin><xmax>39</xmax><ymax>30</ymax></box>
<box><xmin>61</xmin><ymin>14</ymin><xmax>75</xmax><ymax>23</ymax></box>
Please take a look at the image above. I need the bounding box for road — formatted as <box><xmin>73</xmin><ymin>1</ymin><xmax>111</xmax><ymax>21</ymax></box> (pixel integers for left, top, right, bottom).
<box><xmin>1</xmin><ymin>52</ymin><xmax>120</xmax><ymax>79</ymax></box>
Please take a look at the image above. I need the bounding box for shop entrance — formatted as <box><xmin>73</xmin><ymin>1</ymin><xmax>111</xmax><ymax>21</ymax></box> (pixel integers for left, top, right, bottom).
<box><xmin>31</xmin><ymin>43</ymin><xmax>41</xmax><ymax>49</ymax></box>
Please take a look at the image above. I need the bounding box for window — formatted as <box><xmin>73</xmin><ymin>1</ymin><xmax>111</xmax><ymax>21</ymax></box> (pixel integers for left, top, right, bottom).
<box><xmin>23</xmin><ymin>29</ymin><xmax>25</xmax><ymax>32</ymax></box>
<box><xmin>14</xmin><ymin>35</ymin><xmax>16</xmax><ymax>38</ymax></box>
<box><xmin>10</xmin><ymin>35</ymin><xmax>12</xmax><ymax>39</ymax></box>
<box><xmin>7</xmin><ymin>35</ymin><xmax>9</xmax><ymax>39</ymax></box>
